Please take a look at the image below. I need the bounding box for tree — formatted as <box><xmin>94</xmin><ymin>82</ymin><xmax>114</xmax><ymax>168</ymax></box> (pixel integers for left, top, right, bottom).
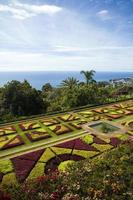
<box><xmin>80</xmin><ymin>70</ymin><xmax>96</xmax><ymax>85</ymax></box>
<box><xmin>60</xmin><ymin>77</ymin><xmax>79</xmax><ymax>89</ymax></box>
<box><xmin>61</xmin><ymin>88</ymin><xmax>78</xmax><ymax>108</ymax></box>
<box><xmin>42</xmin><ymin>83</ymin><xmax>53</xmax><ymax>93</ymax></box>
<box><xmin>3</xmin><ymin>80</ymin><xmax>46</xmax><ymax>116</ymax></box>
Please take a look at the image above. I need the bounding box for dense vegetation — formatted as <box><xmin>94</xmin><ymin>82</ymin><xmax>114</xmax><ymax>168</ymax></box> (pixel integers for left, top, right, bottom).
<box><xmin>1</xmin><ymin>141</ymin><xmax>133</xmax><ymax>200</ymax></box>
<box><xmin>0</xmin><ymin>70</ymin><xmax>132</xmax><ymax>122</ymax></box>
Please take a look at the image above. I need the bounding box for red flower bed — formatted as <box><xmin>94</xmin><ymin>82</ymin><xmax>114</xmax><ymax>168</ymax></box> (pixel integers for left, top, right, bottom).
<box><xmin>55</xmin><ymin>138</ymin><xmax>98</xmax><ymax>151</ymax></box>
<box><xmin>55</xmin><ymin>139</ymin><xmax>76</xmax><ymax>149</ymax></box>
<box><xmin>10</xmin><ymin>149</ymin><xmax>45</xmax><ymax>183</ymax></box>
<box><xmin>11</xmin><ymin>158</ymin><xmax>36</xmax><ymax>183</ymax></box>
<box><xmin>93</xmin><ymin>135</ymin><xmax>107</xmax><ymax>144</ymax></box>
<box><xmin>14</xmin><ymin>149</ymin><xmax>45</xmax><ymax>162</ymax></box>
<box><xmin>74</xmin><ymin>138</ymin><xmax>98</xmax><ymax>151</ymax></box>
<box><xmin>110</xmin><ymin>137</ymin><xmax>122</xmax><ymax>147</ymax></box>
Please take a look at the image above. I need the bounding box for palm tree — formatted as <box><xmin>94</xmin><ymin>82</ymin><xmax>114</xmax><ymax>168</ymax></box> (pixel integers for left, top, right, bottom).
<box><xmin>60</xmin><ymin>77</ymin><xmax>79</xmax><ymax>89</ymax></box>
<box><xmin>80</xmin><ymin>70</ymin><xmax>96</xmax><ymax>85</ymax></box>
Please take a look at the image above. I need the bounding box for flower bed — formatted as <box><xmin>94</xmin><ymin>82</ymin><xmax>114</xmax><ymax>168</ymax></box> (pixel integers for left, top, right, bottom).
<box><xmin>109</xmin><ymin>137</ymin><xmax>121</xmax><ymax>147</ymax></box>
<box><xmin>72</xmin><ymin>149</ymin><xmax>99</xmax><ymax>158</ymax></box>
<box><xmin>0</xmin><ymin>135</ymin><xmax>24</xmax><ymax>150</ymax></box>
<box><xmin>77</xmin><ymin>110</ymin><xmax>95</xmax><ymax>118</ymax></box>
<box><xmin>69</xmin><ymin>119</ymin><xmax>88</xmax><ymax>129</ymax></box>
<box><xmin>0</xmin><ymin>131</ymin><xmax>131</xmax><ymax>184</ymax></box>
<box><xmin>38</xmin><ymin>148</ymin><xmax>56</xmax><ymax>163</ymax></box>
<box><xmin>19</xmin><ymin>122</ymin><xmax>40</xmax><ymax>131</ymax></box>
<box><xmin>82</xmin><ymin>134</ymin><xmax>94</xmax><ymax>144</ymax></box>
<box><xmin>50</xmin><ymin>147</ymin><xmax>72</xmax><ymax>156</ymax></box>
<box><xmin>113</xmin><ymin>101</ymin><xmax>133</xmax><ymax>108</ymax></box>
<box><xmin>48</xmin><ymin>124</ymin><xmax>73</xmax><ymax>135</ymax></box>
<box><xmin>92</xmin><ymin>143</ymin><xmax>113</xmax><ymax>152</ymax></box>
<box><xmin>11</xmin><ymin>157</ymin><xmax>37</xmax><ymax>183</ymax></box>
<box><xmin>124</xmin><ymin>109</ymin><xmax>133</xmax><ymax>115</ymax></box>
<box><xmin>0</xmin><ymin>126</ymin><xmax>16</xmax><ymax>135</ymax></box>
<box><xmin>87</xmin><ymin>115</ymin><xmax>102</xmax><ymax>121</ymax></box>
<box><xmin>93</xmin><ymin>108</ymin><xmax>109</xmax><ymax>114</ymax></box>
<box><xmin>106</xmin><ymin>113</ymin><xmax>123</xmax><ymax>119</ymax></box>
<box><xmin>58</xmin><ymin>114</ymin><xmax>80</xmax><ymax>122</ymax></box>
<box><xmin>0</xmin><ymin>100</ymin><xmax>132</xmax><ymax>185</ymax></box>
<box><xmin>10</xmin><ymin>149</ymin><xmax>45</xmax><ymax>183</ymax></box>
<box><xmin>127</xmin><ymin>121</ymin><xmax>133</xmax><ymax>129</ymax></box>
<box><xmin>26</xmin><ymin>128</ymin><xmax>51</xmax><ymax>142</ymax></box>
<box><xmin>55</xmin><ymin>139</ymin><xmax>76</xmax><ymax>149</ymax></box>
<box><xmin>0</xmin><ymin>160</ymin><xmax>13</xmax><ymax>174</ymax></box>
<box><xmin>41</xmin><ymin>118</ymin><xmax>59</xmax><ymax>126</ymax></box>
<box><xmin>122</xmin><ymin>120</ymin><xmax>133</xmax><ymax>130</ymax></box>
<box><xmin>127</xmin><ymin>106</ymin><xmax>133</xmax><ymax>112</ymax></box>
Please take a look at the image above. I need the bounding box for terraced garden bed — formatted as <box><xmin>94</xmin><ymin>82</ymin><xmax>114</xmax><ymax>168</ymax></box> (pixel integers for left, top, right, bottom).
<box><xmin>48</xmin><ymin>124</ymin><xmax>73</xmax><ymax>135</ymax></box>
<box><xmin>0</xmin><ymin>99</ymin><xmax>132</xmax><ymax>185</ymax></box>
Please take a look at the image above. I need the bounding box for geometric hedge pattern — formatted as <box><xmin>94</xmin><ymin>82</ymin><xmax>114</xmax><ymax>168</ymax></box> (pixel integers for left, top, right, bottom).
<box><xmin>0</xmin><ymin>99</ymin><xmax>133</xmax><ymax>185</ymax></box>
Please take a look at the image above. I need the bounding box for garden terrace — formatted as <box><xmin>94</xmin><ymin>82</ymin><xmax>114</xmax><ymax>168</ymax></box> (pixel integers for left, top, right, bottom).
<box><xmin>0</xmin><ymin>100</ymin><xmax>133</xmax><ymax>185</ymax></box>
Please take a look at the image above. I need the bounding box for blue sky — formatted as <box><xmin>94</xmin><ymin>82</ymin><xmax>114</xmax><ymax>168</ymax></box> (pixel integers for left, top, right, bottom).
<box><xmin>0</xmin><ymin>0</ymin><xmax>133</xmax><ymax>71</ymax></box>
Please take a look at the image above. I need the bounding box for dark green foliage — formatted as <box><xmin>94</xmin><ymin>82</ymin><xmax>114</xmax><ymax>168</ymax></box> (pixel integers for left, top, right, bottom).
<box><xmin>42</xmin><ymin>83</ymin><xmax>53</xmax><ymax>93</ymax></box>
<box><xmin>2</xmin><ymin>80</ymin><xmax>45</xmax><ymax>116</ymax></box>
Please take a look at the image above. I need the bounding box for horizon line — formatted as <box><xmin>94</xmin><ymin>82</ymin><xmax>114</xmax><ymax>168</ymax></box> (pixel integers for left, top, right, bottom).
<box><xmin>0</xmin><ymin>70</ymin><xmax>133</xmax><ymax>73</ymax></box>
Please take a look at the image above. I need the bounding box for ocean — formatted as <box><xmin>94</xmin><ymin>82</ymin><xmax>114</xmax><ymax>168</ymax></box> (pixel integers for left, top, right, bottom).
<box><xmin>0</xmin><ymin>71</ymin><xmax>133</xmax><ymax>90</ymax></box>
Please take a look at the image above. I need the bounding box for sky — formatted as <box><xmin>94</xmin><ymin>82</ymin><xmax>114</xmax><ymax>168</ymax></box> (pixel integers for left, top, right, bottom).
<box><xmin>0</xmin><ymin>0</ymin><xmax>133</xmax><ymax>71</ymax></box>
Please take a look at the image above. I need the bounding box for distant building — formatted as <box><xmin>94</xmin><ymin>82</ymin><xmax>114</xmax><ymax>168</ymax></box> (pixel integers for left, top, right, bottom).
<box><xmin>109</xmin><ymin>77</ymin><xmax>133</xmax><ymax>87</ymax></box>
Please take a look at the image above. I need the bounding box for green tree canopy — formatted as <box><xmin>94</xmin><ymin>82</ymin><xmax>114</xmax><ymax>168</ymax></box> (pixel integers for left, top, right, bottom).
<box><xmin>60</xmin><ymin>77</ymin><xmax>79</xmax><ymax>89</ymax></box>
<box><xmin>42</xmin><ymin>83</ymin><xmax>53</xmax><ymax>93</ymax></box>
<box><xmin>80</xmin><ymin>70</ymin><xmax>96</xmax><ymax>84</ymax></box>
<box><xmin>3</xmin><ymin>80</ymin><xmax>46</xmax><ymax>116</ymax></box>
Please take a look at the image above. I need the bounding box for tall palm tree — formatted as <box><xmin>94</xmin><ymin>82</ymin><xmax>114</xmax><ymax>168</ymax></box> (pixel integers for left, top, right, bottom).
<box><xmin>80</xmin><ymin>70</ymin><xmax>96</xmax><ymax>85</ymax></box>
<box><xmin>60</xmin><ymin>77</ymin><xmax>79</xmax><ymax>89</ymax></box>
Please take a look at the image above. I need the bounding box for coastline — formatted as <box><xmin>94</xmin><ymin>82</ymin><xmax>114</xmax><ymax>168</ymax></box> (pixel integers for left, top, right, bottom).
<box><xmin>0</xmin><ymin>71</ymin><xmax>133</xmax><ymax>89</ymax></box>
